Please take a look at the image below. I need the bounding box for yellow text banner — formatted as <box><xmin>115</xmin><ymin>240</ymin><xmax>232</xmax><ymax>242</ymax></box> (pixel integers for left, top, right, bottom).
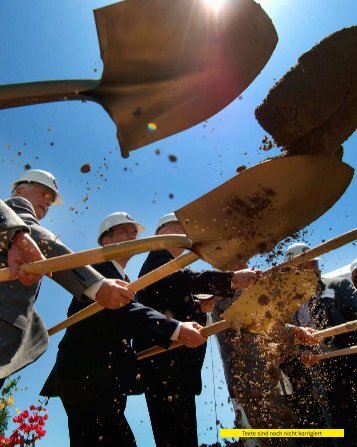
<box><xmin>220</xmin><ymin>429</ymin><xmax>344</xmax><ymax>438</ymax></box>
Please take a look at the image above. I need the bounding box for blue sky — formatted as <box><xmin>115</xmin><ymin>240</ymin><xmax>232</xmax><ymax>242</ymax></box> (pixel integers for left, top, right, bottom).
<box><xmin>0</xmin><ymin>0</ymin><xmax>356</xmax><ymax>445</ymax></box>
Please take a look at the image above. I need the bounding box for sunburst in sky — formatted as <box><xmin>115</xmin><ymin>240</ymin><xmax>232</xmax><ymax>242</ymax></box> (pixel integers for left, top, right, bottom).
<box><xmin>203</xmin><ymin>0</ymin><xmax>226</xmax><ymax>13</ymax></box>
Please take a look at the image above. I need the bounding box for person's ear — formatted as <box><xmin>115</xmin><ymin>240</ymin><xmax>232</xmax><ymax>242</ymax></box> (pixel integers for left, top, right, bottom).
<box><xmin>14</xmin><ymin>185</ymin><xmax>26</xmax><ymax>198</ymax></box>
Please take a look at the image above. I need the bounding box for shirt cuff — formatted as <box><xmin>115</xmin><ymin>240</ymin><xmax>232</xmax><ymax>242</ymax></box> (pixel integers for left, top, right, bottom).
<box><xmin>170</xmin><ymin>322</ymin><xmax>182</xmax><ymax>340</ymax></box>
<box><xmin>83</xmin><ymin>279</ymin><xmax>105</xmax><ymax>301</ymax></box>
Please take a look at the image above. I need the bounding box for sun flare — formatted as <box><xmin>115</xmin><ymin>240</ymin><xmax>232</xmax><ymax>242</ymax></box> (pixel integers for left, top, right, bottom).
<box><xmin>203</xmin><ymin>0</ymin><xmax>226</xmax><ymax>13</ymax></box>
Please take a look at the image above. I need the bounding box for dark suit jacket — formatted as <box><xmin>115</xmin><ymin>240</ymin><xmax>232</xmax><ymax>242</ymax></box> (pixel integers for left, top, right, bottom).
<box><xmin>0</xmin><ymin>199</ymin><xmax>28</xmax><ymax>251</ymax></box>
<box><xmin>0</xmin><ymin>197</ymin><xmax>104</xmax><ymax>379</ymax></box>
<box><xmin>41</xmin><ymin>261</ymin><xmax>180</xmax><ymax>404</ymax></box>
<box><xmin>322</xmin><ymin>279</ymin><xmax>357</xmax><ymax>348</ymax></box>
<box><xmin>136</xmin><ymin>249</ymin><xmax>234</xmax><ymax>395</ymax></box>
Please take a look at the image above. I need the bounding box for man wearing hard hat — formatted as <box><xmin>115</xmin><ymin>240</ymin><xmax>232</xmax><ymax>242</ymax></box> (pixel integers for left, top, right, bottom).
<box><xmin>41</xmin><ymin>211</ymin><xmax>206</xmax><ymax>447</ymax></box>
<box><xmin>283</xmin><ymin>242</ymin><xmax>357</xmax><ymax>447</ymax></box>
<box><xmin>0</xmin><ymin>199</ymin><xmax>45</xmax><ymax>285</ymax></box>
<box><xmin>1</xmin><ymin>170</ymin><xmax>135</xmax><ymax>390</ymax></box>
<box><xmin>136</xmin><ymin>212</ymin><xmax>259</xmax><ymax>447</ymax></box>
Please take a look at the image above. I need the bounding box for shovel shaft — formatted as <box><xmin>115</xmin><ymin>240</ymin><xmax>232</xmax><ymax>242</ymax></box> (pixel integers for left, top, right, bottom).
<box><xmin>0</xmin><ymin>80</ymin><xmax>98</xmax><ymax>109</ymax></box>
<box><xmin>48</xmin><ymin>251</ymin><xmax>198</xmax><ymax>336</ymax></box>
<box><xmin>137</xmin><ymin>341</ymin><xmax>183</xmax><ymax>360</ymax></box>
<box><xmin>302</xmin><ymin>345</ymin><xmax>357</xmax><ymax>367</ymax></box>
<box><xmin>270</xmin><ymin>228</ymin><xmax>357</xmax><ymax>272</ymax></box>
<box><xmin>137</xmin><ymin>319</ymin><xmax>233</xmax><ymax>360</ymax></box>
<box><xmin>200</xmin><ymin>319</ymin><xmax>233</xmax><ymax>337</ymax></box>
<box><xmin>0</xmin><ymin>235</ymin><xmax>192</xmax><ymax>282</ymax></box>
<box><xmin>312</xmin><ymin>320</ymin><xmax>357</xmax><ymax>340</ymax></box>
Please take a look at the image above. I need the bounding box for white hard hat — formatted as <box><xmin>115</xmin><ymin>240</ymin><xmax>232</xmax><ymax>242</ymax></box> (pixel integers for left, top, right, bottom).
<box><xmin>350</xmin><ymin>259</ymin><xmax>357</xmax><ymax>274</ymax></box>
<box><xmin>12</xmin><ymin>169</ymin><xmax>62</xmax><ymax>205</ymax></box>
<box><xmin>98</xmin><ymin>212</ymin><xmax>145</xmax><ymax>245</ymax></box>
<box><xmin>284</xmin><ymin>242</ymin><xmax>320</xmax><ymax>262</ymax></box>
<box><xmin>155</xmin><ymin>212</ymin><xmax>179</xmax><ymax>234</ymax></box>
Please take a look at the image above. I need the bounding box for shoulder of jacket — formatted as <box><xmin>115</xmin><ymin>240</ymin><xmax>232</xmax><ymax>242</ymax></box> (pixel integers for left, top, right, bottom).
<box><xmin>5</xmin><ymin>196</ymin><xmax>34</xmax><ymax>211</ymax></box>
<box><xmin>327</xmin><ymin>279</ymin><xmax>350</xmax><ymax>292</ymax></box>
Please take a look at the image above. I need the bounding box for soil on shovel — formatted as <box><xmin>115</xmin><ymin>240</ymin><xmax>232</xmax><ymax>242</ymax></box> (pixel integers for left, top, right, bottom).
<box><xmin>255</xmin><ymin>26</ymin><xmax>357</xmax><ymax>159</ymax></box>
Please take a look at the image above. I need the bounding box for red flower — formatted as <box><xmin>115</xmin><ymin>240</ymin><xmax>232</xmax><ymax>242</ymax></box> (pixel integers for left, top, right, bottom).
<box><xmin>8</xmin><ymin>401</ymin><xmax>48</xmax><ymax>445</ymax></box>
<box><xmin>12</xmin><ymin>415</ymin><xmax>22</xmax><ymax>423</ymax></box>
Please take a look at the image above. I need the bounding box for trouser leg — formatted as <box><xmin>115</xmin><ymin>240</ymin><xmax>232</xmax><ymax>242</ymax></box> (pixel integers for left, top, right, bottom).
<box><xmin>62</xmin><ymin>395</ymin><xmax>136</xmax><ymax>447</ymax></box>
<box><xmin>145</xmin><ymin>387</ymin><xmax>198</xmax><ymax>447</ymax></box>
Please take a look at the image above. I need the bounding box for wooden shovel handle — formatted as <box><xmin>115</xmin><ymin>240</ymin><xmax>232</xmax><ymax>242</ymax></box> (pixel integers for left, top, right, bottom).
<box><xmin>136</xmin><ymin>319</ymin><xmax>233</xmax><ymax>360</ymax></box>
<box><xmin>136</xmin><ymin>341</ymin><xmax>183</xmax><ymax>360</ymax></box>
<box><xmin>0</xmin><ymin>235</ymin><xmax>192</xmax><ymax>282</ymax></box>
<box><xmin>48</xmin><ymin>251</ymin><xmax>199</xmax><ymax>336</ymax></box>
<box><xmin>0</xmin><ymin>79</ymin><xmax>98</xmax><ymax>110</ymax></box>
<box><xmin>312</xmin><ymin>320</ymin><xmax>357</xmax><ymax>340</ymax></box>
<box><xmin>267</xmin><ymin>228</ymin><xmax>357</xmax><ymax>273</ymax></box>
<box><xmin>301</xmin><ymin>345</ymin><xmax>357</xmax><ymax>367</ymax></box>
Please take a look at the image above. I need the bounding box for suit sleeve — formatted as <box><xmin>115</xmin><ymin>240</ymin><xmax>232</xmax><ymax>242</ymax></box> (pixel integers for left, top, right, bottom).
<box><xmin>123</xmin><ymin>302</ymin><xmax>179</xmax><ymax>348</ymax></box>
<box><xmin>27</xmin><ymin>225</ymin><xmax>104</xmax><ymax>299</ymax></box>
<box><xmin>0</xmin><ymin>199</ymin><xmax>29</xmax><ymax>251</ymax></box>
<box><xmin>139</xmin><ymin>250</ymin><xmax>234</xmax><ymax>300</ymax></box>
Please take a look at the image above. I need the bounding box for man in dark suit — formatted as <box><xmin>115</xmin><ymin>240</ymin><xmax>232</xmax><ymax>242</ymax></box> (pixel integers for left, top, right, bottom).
<box><xmin>41</xmin><ymin>211</ymin><xmax>206</xmax><ymax>447</ymax></box>
<box><xmin>136</xmin><ymin>213</ymin><xmax>259</xmax><ymax>447</ymax></box>
<box><xmin>1</xmin><ymin>171</ymin><xmax>134</xmax><ymax>390</ymax></box>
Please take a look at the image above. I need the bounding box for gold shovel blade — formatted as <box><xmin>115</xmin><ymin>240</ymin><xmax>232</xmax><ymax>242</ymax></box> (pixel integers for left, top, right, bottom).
<box><xmin>93</xmin><ymin>0</ymin><xmax>277</xmax><ymax>156</ymax></box>
<box><xmin>222</xmin><ymin>269</ymin><xmax>317</xmax><ymax>333</ymax></box>
<box><xmin>175</xmin><ymin>156</ymin><xmax>353</xmax><ymax>270</ymax></box>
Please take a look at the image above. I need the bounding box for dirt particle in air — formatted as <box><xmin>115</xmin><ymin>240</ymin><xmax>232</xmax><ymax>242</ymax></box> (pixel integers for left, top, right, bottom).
<box><xmin>80</xmin><ymin>163</ymin><xmax>91</xmax><ymax>174</ymax></box>
<box><xmin>236</xmin><ymin>165</ymin><xmax>246</xmax><ymax>173</ymax></box>
<box><xmin>260</xmin><ymin>135</ymin><xmax>276</xmax><ymax>151</ymax></box>
<box><xmin>168</xmin><ymin>154</ymin><xmax>178</xmax><ymax>163</ymax></box>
